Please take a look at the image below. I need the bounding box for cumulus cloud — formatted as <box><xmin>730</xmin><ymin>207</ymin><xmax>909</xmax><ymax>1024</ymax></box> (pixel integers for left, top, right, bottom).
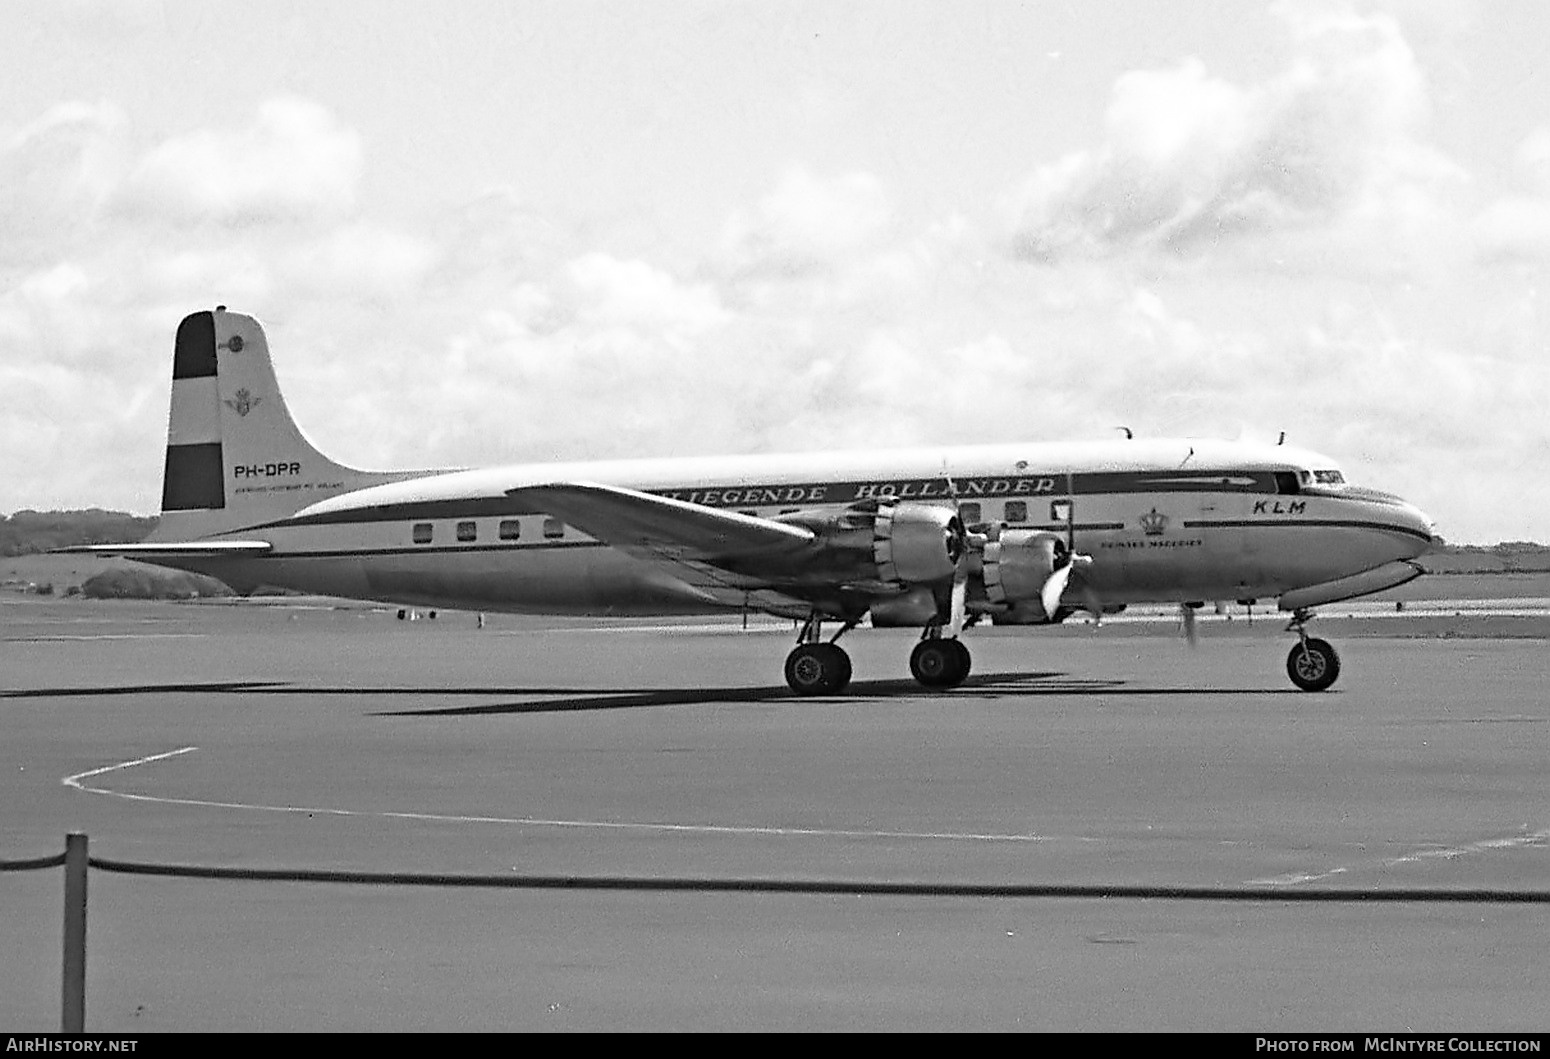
<box><xmin>115</xmin><ymin>97</ymin><xmax>361</xmax><ymax>225</ymax></box>
<box><xmin>717</xmin><ymin>167</ymin><xmax>893</xmax><ymax>280</ymax></box>
<box><xmin>566</xmin><ymin>253</ymin><xmax>729</xmax><ymax>336</ymax></box>
<box><xmin>0</xmin><ymin>101</ymin><xmax>128</xmax><ymax>263</ymax></box>
<box><xmin>1010</xmin><ymin>8</ymin><xmax>1465</xmax><ymax>262</ymax></box>
<box><xmin>1472</xmin><ymin>127</ymin><xmax>1550</xmax><ymax>262</ymax></box>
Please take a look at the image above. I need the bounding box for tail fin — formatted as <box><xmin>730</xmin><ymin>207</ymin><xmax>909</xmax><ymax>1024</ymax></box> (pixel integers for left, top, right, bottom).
<box><xmin>147</xmin><ymin>308</ymin><xmax>403</xmax><ymax>541</ymax></box>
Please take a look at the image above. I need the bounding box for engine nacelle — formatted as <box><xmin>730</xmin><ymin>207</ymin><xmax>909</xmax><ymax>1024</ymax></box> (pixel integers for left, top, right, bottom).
<box><xmin>867</xmin><ymin>586</ymin><xmax>941</xmax><ymax>627</ymax></box>
<box><xmin>982</xmin><ymin>529</ymin><xmax>1062</xmax><ymax>621</ymax></box>
<box><xmin>872</xmin><ymin>502</ymin><xmax>964</xmax><ymax>585</ymax></box>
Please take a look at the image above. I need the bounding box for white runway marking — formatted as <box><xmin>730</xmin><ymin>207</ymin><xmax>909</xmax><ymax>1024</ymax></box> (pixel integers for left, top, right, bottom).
<box><xmin>62</xmin><ymin>746</ymin><xmax>1070</xmax><ymax>845</ymax></box>
<box><xmin>532</xmin><ymin>622</ymin><xmax>790</xmax><ymax>635</ymax></box>
<box><xmin>10</xmin><ymin>633</ymin><xmax>208</xmax><ymax>642</ymax></box>
<box><xmin>62</xmin><ymin>746</ymin><xmax>200</xmax><ymax>789</ymax></box>
<box><xmin>1245</xmin><ymin>827</ymin><xmax>1550</xmax><ymax>886</ymax></box>
<box><xmin>1246</xmin><ymin>868</ymin><xmax>1349</xmax><ymax>886</ymax></box>
<box><xmin>1381</xmin><ymin>827</ymin><xmax>1550</xmax><ymax>867</ymax></box>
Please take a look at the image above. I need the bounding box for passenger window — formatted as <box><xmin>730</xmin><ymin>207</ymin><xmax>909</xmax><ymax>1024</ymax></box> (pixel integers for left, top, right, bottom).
<box><xmin>412</xmin><ymin>523</ymin><xmax>433</xmax><ymax>544</ymax></box>
<box><xmin>1004</xmin><ymin>500</ymin><xmax>1027</xmax><ymax>523</ymax></box>
<box><xmin>543</xmin><ymin>517</ymin><xmax>566</xmax><ymax>539</ymax></box>
<box><xmin>959</xmin><ymin>502</ymin><xmax>982</xmax><ymax>525</ymax></box>
<box><xmin>456</xmin><ymin>521</ymin><xmax>477</xmax><ymax>542</ymax></box>
<box><xmin>498</xmin><ymin>520</ymin><xmax>521</xmax><ymax>541</ymax></box>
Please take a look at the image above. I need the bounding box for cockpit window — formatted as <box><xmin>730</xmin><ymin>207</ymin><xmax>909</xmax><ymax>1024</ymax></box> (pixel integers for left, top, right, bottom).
<box><xmin>1273</xmin><ymin>472</ymin><xmax>1301</xmax><ymax>495</ymax></box>
<box><xmin>1313</xmin><ymin>470</ymin><xmax>1345</xmax><ymax>485</ymax></box>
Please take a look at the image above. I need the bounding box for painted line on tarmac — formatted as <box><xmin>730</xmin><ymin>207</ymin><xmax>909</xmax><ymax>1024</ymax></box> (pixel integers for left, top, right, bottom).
<box><xmin>62</xmin><ymin>746</ymin><xmax>200</xmax><ymax>789</ymax></box>
<box><xmin>1382</xmin><ymin>827</ymin><xmax>1550</xmax><ymax>867</ymax></box>
<box><xmin>9</xmin><ymin>633</ymin><xmax>208</xmax><ymax>642</ymax></box>
<box><xmin>1245</xmin><ymin>868</ymin><xmax>1349</xmax><ymax>886</ymax></box>
<box><xmin>62</xmin><ymin>746</ymin><xmax>1076</xmax><ymax>846</ymax></box>
<box><xmin>1246</xmin><ymin>827</ymin><xmax>1550</xmax><ymax>886</ymax></box>
<box><xmin>509</xmin><ymin>623</ymin><xmax>792</xmax><ymax>635</ymax></box>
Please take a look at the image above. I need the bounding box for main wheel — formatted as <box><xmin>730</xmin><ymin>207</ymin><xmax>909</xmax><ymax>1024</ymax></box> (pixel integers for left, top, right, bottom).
<box><xmin>910</xmin><ymin>638</ymin><xmax>971</xmax><ymax>689</ymax></box>
<box><xmin>946</xmin><ymin>638</ymin><xmax>971</xmax><ymax>685</ymax></box>
<box><xmin>784</xmin><ymin>642</ymin><xmax>852</xmax><ymax>695</ymax></box>
<box><xmin>1286</xmin><ymin>637</ymin><xmax>1340</xmax><ymax>692</ymax></box>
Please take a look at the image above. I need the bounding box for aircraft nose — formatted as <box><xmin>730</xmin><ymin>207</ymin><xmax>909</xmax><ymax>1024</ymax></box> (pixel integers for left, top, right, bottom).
<box><xmin>1399</xmin><ymin>501</ymin><xmax>1439</xmax><ymax>557</ymax></box>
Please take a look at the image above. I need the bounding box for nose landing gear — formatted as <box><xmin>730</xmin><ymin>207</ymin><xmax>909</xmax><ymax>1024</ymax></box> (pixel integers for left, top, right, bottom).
<box><xmin>1285</xmin><ymin>608</ymin><xmax>1341</xmax><ymax>691</ymax></box>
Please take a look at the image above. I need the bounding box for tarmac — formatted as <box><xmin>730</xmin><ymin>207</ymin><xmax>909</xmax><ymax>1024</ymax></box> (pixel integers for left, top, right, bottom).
<box><xmin>2</xmin><ymin>596</ymin><xmax>1547</xmax><ymax>1031</ymax></box>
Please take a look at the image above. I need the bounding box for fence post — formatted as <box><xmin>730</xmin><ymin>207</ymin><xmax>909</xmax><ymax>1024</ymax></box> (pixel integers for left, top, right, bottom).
<box><xmin>62</xmin><ymin>832</ymin><xmax>87</xmax><ymax>1033</ymax></box>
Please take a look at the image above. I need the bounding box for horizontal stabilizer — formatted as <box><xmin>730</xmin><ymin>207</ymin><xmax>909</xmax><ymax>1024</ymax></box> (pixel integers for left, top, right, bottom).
<box><xmin>54</xmin><ymin>540</ymin><xmax>274</xmax><ymax>558</ymax></box>
<box><xmin>507</xmin><ymin>482</ymin><xmax>814</xmax><ymax>562</ymax></box>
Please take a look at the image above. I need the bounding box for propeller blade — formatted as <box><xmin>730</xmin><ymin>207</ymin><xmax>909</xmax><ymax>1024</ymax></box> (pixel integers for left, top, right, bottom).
<box><xmin>1040</xmin><ymin>562</ymin><xmax>1073</xmax><ymax>619</ymax></box>
<box><xmin>946</xmin><ymin>556</ymin><xmax>969</xmax><ymax>637</ymax></box>
<box><xmin>1041</xmin><ymin>551</ymin><xmax>1094</xmax><ymax>622</ymax></box>
<box><xmin>1080</xmin><ymin>584</ymin><xmax>1105</xmax><ymax>626</ymax></box>
<box><xmin>1181</xmin><ymin>603</ymin><xmax>1198</xmax><ymax>647</ymax></box>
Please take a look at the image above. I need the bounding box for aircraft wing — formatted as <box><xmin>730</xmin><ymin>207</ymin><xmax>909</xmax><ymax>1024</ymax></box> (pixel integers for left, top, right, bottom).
<box><xmin>53</xmin><ymin>541</ymin><xmax>274</xmax><ymax>557</ymax></box>
<box><xmin>507</xmin><ymin>483</ymin><xmax>815</xmax><ymax>565</ymax></box>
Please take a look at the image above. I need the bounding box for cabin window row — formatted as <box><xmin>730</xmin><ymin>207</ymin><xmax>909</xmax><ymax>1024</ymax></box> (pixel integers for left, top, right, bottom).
<box><xmin>409</xmin><ymin>500</ymin><xmax>1051</xmax><ymax>545</ymax></box>
<box><xmin>733</xmin><ymin>500</ymin><xmax>1037</xmax><ymax>527</ymax></box>
<box><xmin>411</xmin><ymin>517</ymin><xmax>567</xmax><ymax>544</ymax></box>
<box><xmin>957</xmin><ymin>501</ymin><xmax>1028</xmax><ymax>525</ymax></box>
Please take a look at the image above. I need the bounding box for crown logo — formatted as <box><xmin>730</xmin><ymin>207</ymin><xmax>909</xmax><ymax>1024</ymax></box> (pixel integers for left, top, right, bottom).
<box><xmin>1140</xmin><ymin>508</ymin><xmax>1167</xmax><ymax>536</ymax></box>
<box><xmin>224</xmin><ymin>388</ymin><xmax>262</xmax><ymax>418</ymax></box>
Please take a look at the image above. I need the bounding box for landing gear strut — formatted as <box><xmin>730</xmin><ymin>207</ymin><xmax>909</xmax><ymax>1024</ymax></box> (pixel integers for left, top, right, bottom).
<box><xmin>1284</xmin><ymin>608</ymin><xmax>1340</xmax><ymax>692</ymax></box>
<box><xmin>783</xmin><ymin>613</ymin><xmax>855</xmax><ymax>696</ymax></box>
<box><xmin>910</xmin><ymin>626</ymin><xmax>971</xmax><ymax>689</ymax></box>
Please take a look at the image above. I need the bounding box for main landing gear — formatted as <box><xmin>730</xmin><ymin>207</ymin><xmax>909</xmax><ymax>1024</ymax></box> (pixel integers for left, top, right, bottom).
<box><xmin>1284</xmin><ymin>608</ymin><xmax>1341</xmax><ymax>692</ymax></box>
<box><xmin>909</xmin><ymin>628</ymin><xmax>971</xmax><ymax>689</ymax></box>
<box><xmin>783</xmin><ymin>614</ymin><xmax>855</xmax><ymax>695</ymax></box>
<box><xmin>782</xmin><ymin>614</ymin><xmax>974</xmax><ymax>695</ymax></box>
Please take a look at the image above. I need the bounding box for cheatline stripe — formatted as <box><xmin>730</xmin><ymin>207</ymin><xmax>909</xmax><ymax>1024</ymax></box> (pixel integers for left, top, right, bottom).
<box><xmin>248</xmin><ymin>540</ymin><xmax>612</xmax><ymax>559</ymax></box>
<box><xmin>1183</xmin><ymin>519</ymin><xmax>1433</xmax><ymax>543</ymax></box>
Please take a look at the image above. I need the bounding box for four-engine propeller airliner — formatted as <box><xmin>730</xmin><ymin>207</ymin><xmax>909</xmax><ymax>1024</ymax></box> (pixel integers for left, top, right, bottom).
<box><xmin>74</xmin><ymin>308</ymin><xmax>1438</xmax><ymax>694</ymax></box>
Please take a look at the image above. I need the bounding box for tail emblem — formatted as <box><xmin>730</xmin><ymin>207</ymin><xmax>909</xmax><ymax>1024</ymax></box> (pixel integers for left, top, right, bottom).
<box><xmin>224</xmin><ymin>388</ymin><xmax>263</xmax><ymax>417</ymax></box>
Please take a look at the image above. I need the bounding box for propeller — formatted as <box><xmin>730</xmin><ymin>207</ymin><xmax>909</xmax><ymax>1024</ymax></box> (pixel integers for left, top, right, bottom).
<box><xmin>1039</xmin><ymin>553</ymin><xmax>1091</xmax><ymax>621</ymax></box>
<box><xmin>1180</xmin><ymin>603</ymin><xmax>1199</xmax><ymax>647</ymax></box>
<box><xmin>1038</xmin><ymin>495</ymin><xmax>1093</xmax><ymax>621</ymax></box>
<box><xmin>946</xmin><ymin>555</ymin><xmax>969</xmax><ymax>637</ymax></box>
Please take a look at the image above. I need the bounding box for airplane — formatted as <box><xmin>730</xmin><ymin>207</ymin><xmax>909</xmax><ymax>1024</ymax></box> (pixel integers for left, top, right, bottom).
<box><xmin>71</xmin><ymin>307</ymin><xmax>1438</xmax><ymax>695</ymax></box>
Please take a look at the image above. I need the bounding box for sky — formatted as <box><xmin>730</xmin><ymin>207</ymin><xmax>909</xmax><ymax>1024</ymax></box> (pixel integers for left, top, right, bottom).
<box><xmin>1</xmin><ymin>0</ymin><xmax>1547</xmax><ymax>544</ymax></box>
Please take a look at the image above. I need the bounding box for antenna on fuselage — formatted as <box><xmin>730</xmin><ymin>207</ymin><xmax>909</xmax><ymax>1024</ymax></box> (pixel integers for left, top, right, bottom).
<box><xmin>1278</xmin><ymin>431</ymin><xmax>1286</xmax><ymax>445</ymax></box>
<box><xmin>1116</xmin><ymin>426</ymin><xmax>1133</xmax><ymax>439</ymax></box>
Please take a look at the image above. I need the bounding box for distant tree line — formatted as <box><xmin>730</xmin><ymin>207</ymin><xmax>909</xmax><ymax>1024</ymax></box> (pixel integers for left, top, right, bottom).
<box><xmin>0</xmin><ymin>510</ymin><xmax>157</xmax><ymax>556</ymax></box>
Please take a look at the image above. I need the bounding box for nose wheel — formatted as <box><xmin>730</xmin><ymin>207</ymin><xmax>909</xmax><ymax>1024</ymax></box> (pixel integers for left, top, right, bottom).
<box><xmin>1284</xmin><ymin>608</ymin><xmax>1340</xmax><ymax>691</ymax></box>
<box><xmin>910</xmin><ymin>637</ymin><xmax>971</xmax><ymax>689</ymax></box>
<box><xmin>1286</xmin><ymin>637</ymin><xmax>1340</xmax><ymax>692</ymax></box>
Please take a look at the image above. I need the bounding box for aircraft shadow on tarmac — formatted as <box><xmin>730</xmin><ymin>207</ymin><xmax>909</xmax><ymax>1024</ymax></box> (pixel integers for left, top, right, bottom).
<box><xmin>4</xmin><ymin>673</ymin><xmax>1300</xmax><ymax>715</ymax></box>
